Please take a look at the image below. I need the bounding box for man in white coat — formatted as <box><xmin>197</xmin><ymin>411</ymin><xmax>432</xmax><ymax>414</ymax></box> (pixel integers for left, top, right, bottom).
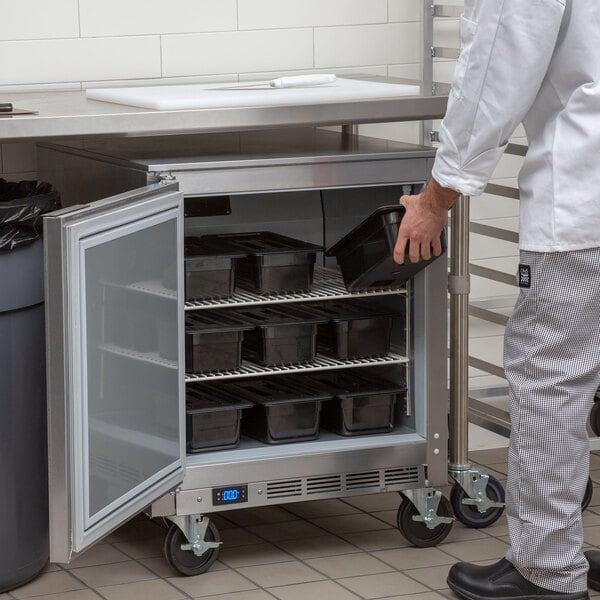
<box><xmin>394</xmin><ymin>1</ymin><xmax>600</xmax><ymax>599</ymax></box>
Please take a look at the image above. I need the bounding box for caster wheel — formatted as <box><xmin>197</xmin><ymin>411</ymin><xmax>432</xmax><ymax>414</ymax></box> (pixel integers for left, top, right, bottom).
<box><xmin>590</xmin><ymin>401</ymin><xmax>600</xmax><ymax>436</ymax></box>
<box><xmin>450</xmin><ymin>474</ymin><xmax>505</xmax><ymax>529</ymax></box>
<box><xmin>163</xmin><ymin>521</ymin><xmax>220</xmax><ymax>576</ymax></box>
<box><xmin>397</xmin><ymin>494</ymin><xmax>454</xmax><ymax>547</ymax></box>
<box><xmin>582</xmin><ymin>476</ymin><xmax>594</xmax><ymax>512</ymax></box>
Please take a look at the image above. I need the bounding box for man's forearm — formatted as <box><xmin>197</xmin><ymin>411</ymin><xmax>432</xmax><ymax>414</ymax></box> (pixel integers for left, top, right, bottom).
<box><xmin>424</xmin><ymin>178</ymin><xmax>461</xmax><ymax>212</ymax></box>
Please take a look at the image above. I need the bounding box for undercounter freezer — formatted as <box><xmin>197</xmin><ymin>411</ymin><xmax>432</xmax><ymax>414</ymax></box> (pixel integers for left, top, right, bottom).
<box><xmin>38</xmin><ymin>128</ymin><xmax>452</xmax><ymax>574</ymax></box>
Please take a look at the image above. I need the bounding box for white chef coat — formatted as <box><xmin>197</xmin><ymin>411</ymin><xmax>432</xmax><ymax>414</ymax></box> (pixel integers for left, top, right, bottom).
<box><xmin>431</xmin><ymin>0</ymin><xmax>600</xmax><ymax>252</ymax></box>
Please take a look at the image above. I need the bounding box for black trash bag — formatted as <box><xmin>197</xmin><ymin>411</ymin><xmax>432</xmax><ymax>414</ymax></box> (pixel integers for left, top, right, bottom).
<box><xmin>0</xmin><ymin>178</ymin><xmax>61</xmax><ymax>251</ymax></box>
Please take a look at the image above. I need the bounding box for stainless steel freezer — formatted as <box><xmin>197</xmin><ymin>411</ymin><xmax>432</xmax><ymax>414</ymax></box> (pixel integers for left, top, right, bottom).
<box><xmin>39</xmin><ymin>128</ymin><xmax>452</xmax><ymax>572</ymax></box>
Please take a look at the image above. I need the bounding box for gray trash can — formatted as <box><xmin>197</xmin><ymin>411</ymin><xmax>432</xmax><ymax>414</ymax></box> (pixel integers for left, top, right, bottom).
<box><xmin>0</xmin><ymin>239</ymin><xmax>49</xmax><ymax>591</ymax></box>
<box><xmin>0</xmin><ymin>179</ymin><xmax>59</xmax><ymax>592</ymax></box>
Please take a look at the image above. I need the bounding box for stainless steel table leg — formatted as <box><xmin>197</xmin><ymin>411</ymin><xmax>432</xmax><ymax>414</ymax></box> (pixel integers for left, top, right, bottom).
<box><xmin>449</xmin><ymin>195</ymin><xmax>471</xmax><ymax>472</ymax></box>
<box><xmin>448</xmin><ymin>195</ymin><xmax>505</xmax><ymax>525</ymax></box>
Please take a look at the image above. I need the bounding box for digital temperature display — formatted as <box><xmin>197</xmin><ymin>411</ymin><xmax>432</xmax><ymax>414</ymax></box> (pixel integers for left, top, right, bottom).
<box><xmin>213</xmin><ymin>485</ymin><xmax>248</xmax><ymax>506</ymax></box>
<box><xmin>222</xmin><ymin>489</ymin><xmax>240</xmax><ymax>501</ymax></box>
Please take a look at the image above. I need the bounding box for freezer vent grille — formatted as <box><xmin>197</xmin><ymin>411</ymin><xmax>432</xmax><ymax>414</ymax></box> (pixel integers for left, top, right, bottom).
<box><xmin>307</xmin><ymin>475</ymin><xmax>342</xmax><ymax>495</ymax></box>
<box><xmin>263</xmin><ymin>466</ymin><xmax>421</xmax><ymax>502</ymax></box>
<box><xmin>186</xmin><ymin>266</ymin><xmax>406</xmax><ymax>311</ymax></box>
<box><xmin>346</xmin><ymin>470</ymin><xmax>380</xmax><ymax>490</ymax></box>
<box><xmin>266</xmin><ymin>479</ymin><xmax>302</xmax><ymax>499</ymax></box>
<box><xmin>384</xmin><ymin>467</ymin><xmax>420</xmax><ymax>486</ymax></box>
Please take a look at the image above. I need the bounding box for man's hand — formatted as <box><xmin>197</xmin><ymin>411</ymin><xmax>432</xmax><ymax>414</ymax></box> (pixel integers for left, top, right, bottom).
<box><xmin>393</xmin><ymin>178</ymin><xmax>460</xmax><ymax>264</ymax></box>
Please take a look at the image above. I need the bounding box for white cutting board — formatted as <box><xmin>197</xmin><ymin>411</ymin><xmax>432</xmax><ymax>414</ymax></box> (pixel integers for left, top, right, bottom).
<box><xmin>86</xmin><ymin>78</ymin><xmax>420</xmax><ymax>111</ymax></box>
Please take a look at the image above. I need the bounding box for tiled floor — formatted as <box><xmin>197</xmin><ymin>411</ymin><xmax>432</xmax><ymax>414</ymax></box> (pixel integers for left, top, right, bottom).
<box><xmin>5</xmin><ymin>449</ymin><xmax>600</xmax><ymax>600</ymax></box>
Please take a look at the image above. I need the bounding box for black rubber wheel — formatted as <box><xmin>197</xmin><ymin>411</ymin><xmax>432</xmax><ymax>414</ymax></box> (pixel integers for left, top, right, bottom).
<box><xmin>397</xmin><ymin>494</ymin><xmax>454</xmax><ymax>547</ymax></box>
<box><xmin>582</xmin><ymin>476</ymin><xmax>594</xmax><ymax>512</ymax></box>
<box><xmin>590</xmin><ymin>401</ymin><xmax>600</xmax><ymax>437</ymax></box>
<box><xmin>163</xmin><ymin>520</ymin><xmax>220</xmax><ymax>576</ymax></box>
<box><xmin>450</xmin><ymin>474</ymin><xmax>505</xmax><ymax>529</ymax></box>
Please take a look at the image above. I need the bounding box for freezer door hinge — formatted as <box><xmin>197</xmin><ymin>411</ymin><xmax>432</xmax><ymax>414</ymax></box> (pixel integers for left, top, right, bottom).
<box><xmin>153</xmin><ymin>171</ymin><xmax>176</xmax><ymax>183</ymax></box>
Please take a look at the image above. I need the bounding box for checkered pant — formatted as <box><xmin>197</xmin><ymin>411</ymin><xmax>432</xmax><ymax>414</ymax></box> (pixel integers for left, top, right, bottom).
<box><xmin>504</xmin><ymin>247</ymin><xmax>600</xmax><ymax>592</ymax></box>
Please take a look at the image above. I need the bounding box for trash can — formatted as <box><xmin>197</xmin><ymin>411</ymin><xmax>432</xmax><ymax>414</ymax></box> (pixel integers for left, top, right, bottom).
<box><xmin>0</xmin><ymin>179</ymin><xmax>60</xmax><ymax>592</ymax></box>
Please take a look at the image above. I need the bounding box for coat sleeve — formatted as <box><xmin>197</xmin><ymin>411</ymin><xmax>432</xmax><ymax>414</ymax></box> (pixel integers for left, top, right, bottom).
<box><xmin>432</xmin><ymin>0</ymin><xmax>566</xmax><ymax>196</ymax></box>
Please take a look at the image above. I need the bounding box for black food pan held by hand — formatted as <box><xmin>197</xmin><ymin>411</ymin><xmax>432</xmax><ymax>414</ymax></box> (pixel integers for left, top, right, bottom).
<box><xmin>326</xmin><ymin>205</ymin><xmax>446</xmax><ymax>291</ymax></box>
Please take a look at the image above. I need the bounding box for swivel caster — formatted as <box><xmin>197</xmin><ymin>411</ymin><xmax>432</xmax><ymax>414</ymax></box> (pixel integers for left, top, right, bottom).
<box><xmin>397</xmin><ymin>489</ymin><xmax>454</xmax><ymax>547</ymax></box>
<box><xmin>450</xmin><ymin>474</ymin><xmax>505</xmax><ymax>528</ymax></box>
<box><xmin>163</xmin><ymin>517</ymin><xmax>221</xmax><ymax>576</ymax></box>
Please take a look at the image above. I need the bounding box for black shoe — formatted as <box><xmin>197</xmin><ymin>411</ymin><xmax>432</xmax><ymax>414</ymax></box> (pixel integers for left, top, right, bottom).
<box><xmin>447</xmin><ymin>558</ymin><xmax>589</xmax><ymax>600</ymax></box>
<box><xmin>584</xmin><ymin>550</ymin><xmax>600</xmax><ymax>591</ymax></box>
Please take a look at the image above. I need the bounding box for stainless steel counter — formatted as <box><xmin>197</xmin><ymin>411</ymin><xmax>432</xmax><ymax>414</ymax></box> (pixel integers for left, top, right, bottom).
<box><xmin>0</xmin><ymin>79</ymin><xmax>448</xmax><ymax>142</ymax></box>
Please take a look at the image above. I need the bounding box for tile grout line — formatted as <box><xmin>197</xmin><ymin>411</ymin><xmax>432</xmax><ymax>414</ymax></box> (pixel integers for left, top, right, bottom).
<box><xmin>53</xmin><ymin>516</ymin><xmax>192</xmax><ymax>600</ymax></box>
<box><xmin>99</xmin><ymin>531</ymin><xmax>197</xmax><ymax>600</ymax></box>
<box><xmin>208</xmin><ymin>506</ymin><xmax>394</xmax><ymax>595</ymax></box>
<box><xmin>233</xmin><ymin>504</ymin><xmax>454</xmax><ymax>598</ymax></box>
<box><xmin>299</xmin><ymin>499</ymin><xmax>458</xmax><ymax>592</ymax></box>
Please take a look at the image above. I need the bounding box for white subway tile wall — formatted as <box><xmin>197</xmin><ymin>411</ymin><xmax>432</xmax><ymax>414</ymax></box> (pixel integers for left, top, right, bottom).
<box><xmin>0</xmin><ymin>0</ymin><xmax>421</xmax><ymax>90</ymax></box>
<box><xmin>0</xmin><ymin>37</ymin><xmax>161</xmax><ymax>86</ymax></box>
<box><xmin>388</xmin><ymin>0</ymin><xmax>421</xmax><ymax>22</ymax></box>
<box><xmin>79</xmin><ymin>0</ymin><xmax>238</xmax><ymax>37</ymax></box>
<box><xmin>314</xmin><ymin>23</ymin><xmax>420</xmax><ymax>69</ymax></box>
<box><xmin>0</xmin><ymin>0</ymin><xmax>79</xmax><ymax>41</ymax></box>
<box><xmin>238</xmin><ymin>0</ymin><xmax>389</xmax><ymax>29</ymax></box>
<box><xmin>161</xmin><ymin>29</ymin><xmax>314</xmax><ymax>77</ymax></box>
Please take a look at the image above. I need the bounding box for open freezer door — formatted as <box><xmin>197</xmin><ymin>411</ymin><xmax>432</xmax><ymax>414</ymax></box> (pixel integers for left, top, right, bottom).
<box><xmin>44</xmin><ymin>183</ymin><xmax>185</xmax><ymax>563</ymax></box>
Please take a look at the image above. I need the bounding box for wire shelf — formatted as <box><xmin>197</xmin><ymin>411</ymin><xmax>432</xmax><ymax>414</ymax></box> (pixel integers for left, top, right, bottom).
<box><xmin>185</xmin><ymin>267</ymin><xmax>406</xmax><ymax>310</ymax></box>
<box><xmin>185</xmin><ymin>351</ymin><xmax>409</xmax><ymax>382</ymax></box>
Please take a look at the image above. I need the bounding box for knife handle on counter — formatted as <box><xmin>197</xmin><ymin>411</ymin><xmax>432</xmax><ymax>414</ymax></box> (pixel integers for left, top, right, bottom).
<box><xmin>269</xmin><ymin>74</ymin><xmax>336</xmax><ymax>88</ymax></box>
<box><xmin>0</xmin><ymin>103</ymin><xmax>13</xmax><ymax>112</ymax></box>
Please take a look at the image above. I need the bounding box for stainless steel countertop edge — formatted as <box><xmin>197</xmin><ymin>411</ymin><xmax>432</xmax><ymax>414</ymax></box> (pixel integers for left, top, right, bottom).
<box><xmin>0</xmin><ymin>84</ymin><xmax>448</xmax><ymax>142</ymax></box>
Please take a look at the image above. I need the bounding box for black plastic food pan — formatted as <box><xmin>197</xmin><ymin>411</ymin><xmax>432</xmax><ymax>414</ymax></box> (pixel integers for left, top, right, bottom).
<box><xmin>214</xmin><ymin>375</ymin><xmax>333</xmax><ymax>444</ymax></box>
<box><xmin>326</xmin><ymin>205</ymin><xmax>446</xmax><ymax>291</ymax></box>
<box><xmin>235</xmin><ymin>304</ymin><xmax>328</xmax><ymax>366</ymax></box>
<box><xmin>185</xmin><ymin>310</ymin><xmax>255</xmax><ymax>373</ymax></box>
<box><xmin>302</xmin><ymin>369</ymin><xmax>406</xmax><ymax>435</ymax></box>
<box><xmin>184</xmin><ymin>236</ymin><xmax>246</xmax><ymax>301</ymax></box>
<box><xmin>203</xmin><ymin>231</ymin><xmax>322</xmax><ymax>294</ymax></box>
<box><xmin>312</xmin><ymin>298</ymin><xmax>404</xmax><ymax>359</ymax></box>
<box><xmin>185</xmin><ymin>385</ymin><xmax>253</xmax><ymax>452</ymax></box>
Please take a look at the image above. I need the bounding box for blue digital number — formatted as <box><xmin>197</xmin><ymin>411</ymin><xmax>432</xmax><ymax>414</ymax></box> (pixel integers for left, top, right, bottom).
<box><xmin>223</xmin><ymin>489</ymin><xmax>239</xmax><ymax>502</ymax></box>
<box><xmin>213</xmin><ymin>485</ymin><xmax>246</xmax><ymax>505</ymax></box>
